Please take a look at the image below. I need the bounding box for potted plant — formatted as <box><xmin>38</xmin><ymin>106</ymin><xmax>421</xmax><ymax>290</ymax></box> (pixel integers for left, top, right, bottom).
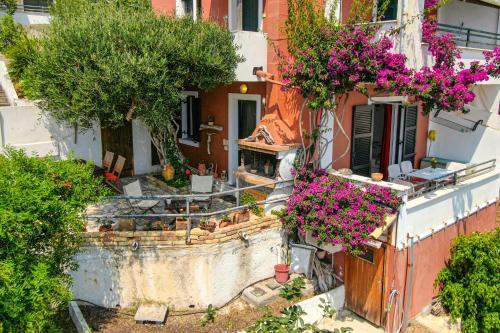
<box><xmin>98</xmin><ymin>219</ymin><xmax>113</xmax><ymax>232</ymax></box>
<box><xmin>219</xmin><ymin>213</ymin><xmax>233</xmax><ymax>228</ymax></box>
<box><xmin>176</xmin><ymin>210</ymin><xmax>189</xmax><ymax>230</ymax></box>
<box><xmin>199</xmin><ymin>209</ymin><xmax>216</xmax><ymax>232</ymax></box>
<box><xmin>431</xmin><ymin>157</ymin><xmax>438</xmax><ymax>169</ymax></box>
<box><xmin>237</xmin><ymin>193</ymin><xmax>262</xmax><ymax>223</ymax></box>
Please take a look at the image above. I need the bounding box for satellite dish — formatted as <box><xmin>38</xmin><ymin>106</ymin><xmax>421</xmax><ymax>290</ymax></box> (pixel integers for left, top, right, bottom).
<box><xmin>279</xmin><ymin>151</ymin><xmax>297</xmax><ymax>181</ymax></box>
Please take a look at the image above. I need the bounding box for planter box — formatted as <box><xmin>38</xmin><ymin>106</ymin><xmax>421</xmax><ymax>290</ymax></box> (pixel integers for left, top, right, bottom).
<box><xmin>176</xmin><ymin>218</ymin><xmax>189</xmax><ymax>230</ymax></box>
<box><xmin>305</xmin><ymin>231</ymin><xmax>342</xmax><ymax>254</ymax></box>
<box><xmin>233</xmin><ymin>210</ymin><xmax>250</xmax><ymax>224</ymax></box>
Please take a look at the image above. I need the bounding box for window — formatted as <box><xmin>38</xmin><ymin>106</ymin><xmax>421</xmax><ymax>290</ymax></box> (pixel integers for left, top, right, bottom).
<box><xmin>178</xmin><ymin>92</ymin><xmax>201</xmax><ymax>146</ymax></box>
<box><xmin>377</xmin><ymin>0</ymin><xmax>398</xmax><ymax>21</ymax></box>
<box><xmin>23</xmin><ymin>0</ymin><xmax>53</xmax><ymax>12</ymax></box>
<box><xmin>229</xmin><ymin>0</ymin><xmax>261</xmax><ymax>32</ymax></box>
<box><xmin>181</xmin><ymin>0</ymin><xmax>201</xmax><ymax>20</ymax></box>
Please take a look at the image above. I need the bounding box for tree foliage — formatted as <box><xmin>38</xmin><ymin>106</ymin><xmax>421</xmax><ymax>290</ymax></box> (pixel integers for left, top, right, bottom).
<box><xmin>436</xmin><ymin>228</ymin><xmax>500</xmax><ymax>333</ymax></box>
<box><xmin>23</xmin><ymin>0</ymin><xmax>242</xmax><ymax>166</ymax></box>
<box><xmin>0</xmin><ymin>148</ymin><xmax>110</xmax><ymax>332</ymax></box>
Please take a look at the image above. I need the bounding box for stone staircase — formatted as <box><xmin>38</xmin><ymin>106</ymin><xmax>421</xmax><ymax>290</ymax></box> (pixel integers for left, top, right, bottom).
<box><xmin>0</xmin><ymin>86</ymin><xmax>10</xmax><ymax>106</ymax></box>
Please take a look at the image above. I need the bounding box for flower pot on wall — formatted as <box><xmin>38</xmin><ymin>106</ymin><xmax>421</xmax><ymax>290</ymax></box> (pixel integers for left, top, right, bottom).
<box><xmin>162</xmin><ymin>163</ymin><xmax>175</xmax><ymax>181</ymax></box>
<box><xmin>233</xmin><ymin>209</ymin><xmax>250</xmax><ymax>224</ymax></box>
<box><xmin>176</xmin><ymin>218</ymin><xmax>189</xmax><ymax>230</ymax></box>
<box><xmin>274</xmin><ymin>264</ymin><xmax>290</xmax><ymax>284</ymax></box>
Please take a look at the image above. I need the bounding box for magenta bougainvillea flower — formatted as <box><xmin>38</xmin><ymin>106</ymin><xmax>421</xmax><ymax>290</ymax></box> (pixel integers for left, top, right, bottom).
<box><xmin>282</xmin><ymin>0</ymin><xmax>500</xmax><ymax>114</ymax></box>
<box><xmin>283</xmin><ymin>168</ymin><xmax>402</xmax><ymax>255</ymax></box>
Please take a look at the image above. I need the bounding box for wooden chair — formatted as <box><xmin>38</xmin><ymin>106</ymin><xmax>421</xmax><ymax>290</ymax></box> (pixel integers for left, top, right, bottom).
<box><xmin>104</xmin><ymin>155</ymin><xmax>126</xmax><ymax>182</ymax></box>
<box><xmin>102</xmin><ymin>151</ymin><xmax>115</xmax><ymax>172</ymax></box>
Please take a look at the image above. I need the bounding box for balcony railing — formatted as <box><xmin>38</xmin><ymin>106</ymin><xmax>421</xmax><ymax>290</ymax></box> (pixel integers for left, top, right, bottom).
<box><xmin>437</xmin><ymin>23</ymin><xmax>500</xmax><ymax>50</ymax></box>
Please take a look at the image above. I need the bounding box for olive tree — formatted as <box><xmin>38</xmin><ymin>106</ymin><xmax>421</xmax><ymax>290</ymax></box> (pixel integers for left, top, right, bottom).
<box><xmin>24</xmin><ymin>0</ymin><xmax>242</xmax><ymax>166</ymax></box>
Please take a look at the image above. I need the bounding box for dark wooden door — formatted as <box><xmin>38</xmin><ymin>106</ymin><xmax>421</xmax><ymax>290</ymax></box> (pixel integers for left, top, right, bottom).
<box><xmin>101</xmin><ymin>121</ymin><xmax>134</xmax><ymax>176</ymax></box>
<box><xmin>345</xmin><ymin>246</ymin><xmax>385</xmax><ymax>326</ymax></box>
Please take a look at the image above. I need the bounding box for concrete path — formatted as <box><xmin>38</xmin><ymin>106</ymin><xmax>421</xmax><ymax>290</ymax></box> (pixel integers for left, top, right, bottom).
<box><xmin>317</xmin><ymin>309</ymin><xmax>384</xmax><ymax>333</ymax></box>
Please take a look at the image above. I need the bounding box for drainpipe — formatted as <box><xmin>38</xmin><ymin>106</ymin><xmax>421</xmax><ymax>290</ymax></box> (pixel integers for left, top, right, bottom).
<box><xmin>403</xmin><ymin>235</ymin><xmax>415</xmax><ymax>330</ymax></box>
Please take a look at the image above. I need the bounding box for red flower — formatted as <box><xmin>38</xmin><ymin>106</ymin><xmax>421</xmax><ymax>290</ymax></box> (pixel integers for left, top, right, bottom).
<box><xmin>185</xmin><ymin>169</ymin><xmax>191</xmax><ymax>175</ymax></box>
<box><xmin>62</xmin><ymin>182</ymin><xmax>73</xmax><ymax>188</ymax></box>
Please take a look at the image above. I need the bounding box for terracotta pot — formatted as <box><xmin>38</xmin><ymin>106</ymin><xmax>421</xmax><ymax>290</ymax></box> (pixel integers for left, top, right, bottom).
<box><xmin>219</xmin><ymin>221</ymin><xmax>233</xmax><ymax>228</ymax></box>
<box><xmin>274</xmin><ymin>264</ymin><xmax>290</xmax><ymax>284</ymax></box>
<box><xmin>233</xmin><ymin>210</ymin><xmax>250</xmax><ymax>224</ymax></box>
<box><xmin>316</xmin><ymin>250</ymin><xmax>327</xmax><ymax>260</ymax></box>
<box><xmin>200</xmin><ymin>221</ymin><xmax>217</xmax><ymax>232</ymax></box>
<box><xmin>198</xmin><ymin>163</ymin><xmax>206</xmax><ymax>176</ymax></box>
<box><xmin>99</xmin><ymin>224</ymin><xmax>113</xmax><ymax>232</ymax></box>
<box><xmin>176</xmin><ymin>218</ymin><xmax>189</xmax><ymax>230</ymax></box>
<box><xmin>162</xmin><ymin>163</ymin><xmax>175</xmax><ymax>181</ymax></box>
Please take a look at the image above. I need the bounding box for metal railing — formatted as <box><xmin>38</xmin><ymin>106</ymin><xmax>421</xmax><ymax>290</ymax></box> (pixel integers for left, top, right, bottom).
<box><xmin>437</xmin><ymin>23</ymin><xmax>500</xmax><ymax>50</ymax></box>
<box><xmin>0</xmin><ymin>3</ymin><xmax>51</xmax><ymax>14</ymax></box>
<box><xmin>407</xmin><ymin>159</ymin><xmax>497</xmax><ymax>200</ymax></box>
<box><xmin>86</xmin><ymin>178</ymin><xmax>294</xmax><ymax>243</ymax></box>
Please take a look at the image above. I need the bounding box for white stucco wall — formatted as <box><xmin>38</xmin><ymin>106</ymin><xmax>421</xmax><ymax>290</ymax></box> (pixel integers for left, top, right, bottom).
<box><xmin>428</xmin><ymin>85</ymin><xmax>500</xmax><ymax>167</ymax></box>
<box><xmin>397</xmin><ymin>170</ymin><xmax>499</xmax><ymax>248</ymax></box>
<box><xmin>71</xmin><ymin>229</ymin><xmax>285</xmax><ymax>309</ymax></box>
<box><xmin>0</xmin><ymin>106</ymin><xmax>103</xmax><ymax>165</ymax></box>
<box><xmin>0</xmin><ymin>10</ymin><xmax>50</xmax><ymax>25</ymax></box>
<box><xmin>233</xmin><ymin>31</ymin><xmax>267</xmax><ymax>82</ymax></box>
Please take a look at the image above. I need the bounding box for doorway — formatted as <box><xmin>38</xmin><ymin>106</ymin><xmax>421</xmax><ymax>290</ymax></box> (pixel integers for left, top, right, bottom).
<box><xmin>351</xmin><ymin>104</ymin><xmax>417</xmax><ymax>178</ymax></box>
<box><xmin>228</xmin><ymin>93</ymin><xmax>261</xmax><ymax>184</ymax></box>
<box><xmin>345</xmin><ymin>246</ymin><xmax>386</xmax><ymax>326</ymax></box>
<box><xmin>101</xmin><ymin>121</ymin><xmax>134</xmax><ymax>176</ymax></box>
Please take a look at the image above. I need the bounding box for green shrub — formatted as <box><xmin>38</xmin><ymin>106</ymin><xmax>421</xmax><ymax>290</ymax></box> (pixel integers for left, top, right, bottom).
<box><xmin>0</xmin><ymin>0</ymin><xmax>17</xmax><ymax>16</ymax></box>
<box><xmin>0</xmin><ymin>15</ymin><xmax>24</xmax><ymax>51</ymax></box>
<box><xmin>279</xmin><ymin>277</ymin><xmax>306</xmax><ymax>301</ymax></box>
<box><xmin>436</xmin><ymin>228</ymin><xmax>500</xmax><ymax>333</ymax></box>
<box><xmin>4</xmin><ymin>35</ymin><xmax>39</xmax><ymax>83</ymax></box>
<box><xmin>0</xmin><ymin>147</ymin><xmax>110</xmax><ymax>332</ymax></box>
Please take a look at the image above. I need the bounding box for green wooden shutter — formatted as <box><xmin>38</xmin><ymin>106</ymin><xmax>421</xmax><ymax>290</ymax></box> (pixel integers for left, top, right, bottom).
<box><xmin>351</xmin><ymin>105</ymin><xmax>374</xmax><ymax>176</ymax></box>
<box><xmin>242</xmin><ymin>0</ymin><xmax>259</xmax><ymax>32</ymax></box>
<box><xmin>402</xmin><ymin>105</ymin><xmax>418</xmax><ymax>162</ymax></box>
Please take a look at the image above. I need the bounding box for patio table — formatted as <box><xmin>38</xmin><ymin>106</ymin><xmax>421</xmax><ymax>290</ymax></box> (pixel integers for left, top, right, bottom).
<box><xmin>408</xmin><ymin>167</ymin><xmax>454</xmax><ymax>181</ymax></box>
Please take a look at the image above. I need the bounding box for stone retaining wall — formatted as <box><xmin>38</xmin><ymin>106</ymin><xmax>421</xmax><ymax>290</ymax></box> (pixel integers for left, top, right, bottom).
<box><xmin>72</xmin><ymin>217</ymin><xmax>285</xmax><ymax>310</ymax></box>
<box><xmin>82</xmin><ymin>216</ymin><xmax>282</xmax><ymax>247</ymax></box>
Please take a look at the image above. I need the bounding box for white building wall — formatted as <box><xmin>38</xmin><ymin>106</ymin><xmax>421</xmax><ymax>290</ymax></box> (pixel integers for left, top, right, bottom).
<box><xmin>0</xmin><ymin>106</ymin><xmax>103</xmax><ymax>165</ymax></box>
<box><xmin>438</xmin><ymin>0</ymin><xmax>500</xmax><ymax>37</ymax></box>
<box><xmin>72</xmin><ymin>229</ymin><xmax>285</xmax><ymax>310</ymax></box>
<box><xmin>0</xmin><ymin>10</ymin><xmax>50</xmax><ymax>25</ymax></box>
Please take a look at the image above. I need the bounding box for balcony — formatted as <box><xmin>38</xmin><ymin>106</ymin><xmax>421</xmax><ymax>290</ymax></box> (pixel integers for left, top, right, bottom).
<box><xmin>437</xmin><ymin>23</ymin><xmax>500</xmax><ymax>51</ymax></box>
<box><xmin>232</xmin><ymin>31</ymin><xmax>267</xmax><ymax>82</ymax></box>
<box><xmin>0</xmin><ymin>1</ymin><xmax>51</xmax><ymax>25</ymax></box>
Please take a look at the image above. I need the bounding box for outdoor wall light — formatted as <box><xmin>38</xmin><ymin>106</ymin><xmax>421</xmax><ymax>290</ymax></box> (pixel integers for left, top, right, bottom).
<box><xmin>240</xmin><ymin>83</ymin><xmax>248</xmax><ymax>94</ymax></box>
<box><xmin>428</xmin><ymin>129</ymin><xmax>437</xmax><ymax>141</ymax></box>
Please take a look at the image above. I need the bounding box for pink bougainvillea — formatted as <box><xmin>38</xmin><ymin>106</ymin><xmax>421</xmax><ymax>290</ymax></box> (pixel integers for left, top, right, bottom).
<box><xmin>283</xmin><ymin>0</ymin><xmax>500</xmax><ymax>114</ymax></box>
<box><xmin>283</xmin><ymin>168</ymin><xmax>402</xmax><ymax>255</ymax></box>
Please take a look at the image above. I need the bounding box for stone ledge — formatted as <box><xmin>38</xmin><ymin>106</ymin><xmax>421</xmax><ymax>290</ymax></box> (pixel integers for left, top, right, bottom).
<box><xmin>82</xmin><ymin>217</ymin><xmax>282</xmax><ymax>248</ymax></box>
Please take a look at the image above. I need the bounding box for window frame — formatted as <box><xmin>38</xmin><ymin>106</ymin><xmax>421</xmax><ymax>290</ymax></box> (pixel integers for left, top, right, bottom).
<box><xmin>179</xmin><ymin>91</ymin><xmax>200</xmax><ymax>147</ymax></box>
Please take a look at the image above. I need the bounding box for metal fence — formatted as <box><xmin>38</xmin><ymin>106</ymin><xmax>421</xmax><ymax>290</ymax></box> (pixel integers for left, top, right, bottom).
<box><xmin>0</xmin><ymin>3</ymin><xmax>51</xmax><ymax>13</ymax></box>
<box><xmin>407</xmin><ymin>159</ymin><xmax>497</xmax><ymax>200</ymax></box>
<box><xmin>437</xmin><ymin>23</ymin><xmax>500</xmax><ymax>50</ymax></box>
<box><xmin>87</xmin><ymin>178</ymin><xmax>294</xmax><ymax>243</ymax></box>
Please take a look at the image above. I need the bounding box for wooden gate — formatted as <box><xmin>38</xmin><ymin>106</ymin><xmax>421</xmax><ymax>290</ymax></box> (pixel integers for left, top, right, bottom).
<box><xmin>345</xmin><ymin>246</ymin><xmax>385</xmax><ymax>326</ymax></box>
<box><xmin>101</xmin><ymin>121</ymin><xmax>134</xmax><ymax>176</ymax></box>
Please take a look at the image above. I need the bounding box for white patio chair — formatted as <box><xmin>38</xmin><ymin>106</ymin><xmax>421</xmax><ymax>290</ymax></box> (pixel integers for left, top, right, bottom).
<box><xmin>191</xmin><ymin>175</ymin><xmax>214</xmax><ymax>208</ymax></box>
<box><xmin>400</xmin><ymin>161</ymin><xmax>414</xmax><ymax>177</ymax></box>
<box><xmin>388</xmin><ymin>164</ymin><xmax>403</xmax><ymax>181</ymax></box>
<box><xmin>123</xmin><ymin>180</ymin><xmax>160</xmax><ymax>214</ymax></box>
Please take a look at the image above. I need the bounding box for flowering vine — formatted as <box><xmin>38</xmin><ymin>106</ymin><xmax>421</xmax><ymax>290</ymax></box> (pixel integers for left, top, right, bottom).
<box><xmin>283</xmin><ymin>168</ymin><xmax>402</xmax><ymax>255</ymax></box>
<box><xmin>282</xmin><ymin>0</ymin><xmax>500</xmax><ymax>115</ymax></box>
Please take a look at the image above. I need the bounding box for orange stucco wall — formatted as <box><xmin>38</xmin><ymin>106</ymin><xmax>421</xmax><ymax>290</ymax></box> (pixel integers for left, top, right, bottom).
<box><xmin>179</xmin><ymin>82</ymin><xmax>266</xmax><ymax>172</ymax></box>
<box><xmin>383</xmin><ymin>202</ymin><xmax>498</xmax><ymax>330</ymax></box>
<box><xmin>152</xmin><ymin>0</ymin><xmax>175</xmax><ymax>14</ymax></box>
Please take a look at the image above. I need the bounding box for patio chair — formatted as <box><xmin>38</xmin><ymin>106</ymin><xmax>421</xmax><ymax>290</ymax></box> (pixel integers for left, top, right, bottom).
<box><xmin>191</xmin><ymin>175</ymin><xmax>214</xmax><ymax>208</ymax></box>
<box><xmin>123</xmin><ymin>180</ymin><xmax>161</xmax><ymax>214</ymax></box>
<box><xmin>102</xmin><ymin>150</ymin><xmax>115</xmax><ymax>172</ymax></box>
<box><xmin>104</xmin><ymin>155</ymin><xmax>126</xmax><ymax>182</ymax></box>
<box><xmin>400</xmin><ymin>161</ymin><xmax>414</xmax><ymax>177</ymax></box>
<box><xmin>388</xmin><ymin>164</ymin><xmax>403</xmax><ymax>181</ymax></box>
